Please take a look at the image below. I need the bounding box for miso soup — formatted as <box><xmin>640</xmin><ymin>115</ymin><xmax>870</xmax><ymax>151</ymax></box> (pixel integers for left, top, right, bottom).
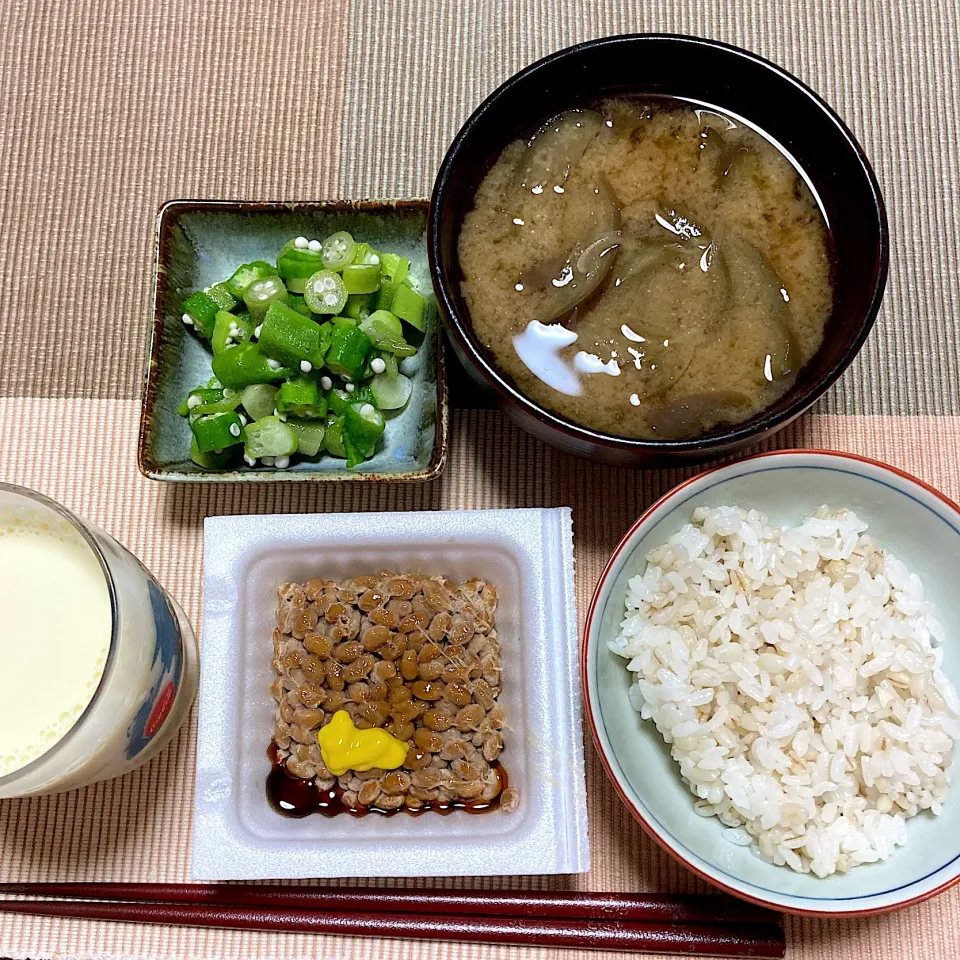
<box><xmin>457</xmin><ymin>97</ymin><xmax>833</xmax><ymax>440</ymax></box>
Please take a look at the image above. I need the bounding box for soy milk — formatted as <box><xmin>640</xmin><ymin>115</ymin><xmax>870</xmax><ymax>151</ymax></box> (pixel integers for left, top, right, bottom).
<box><xmin>0</xmin><ymin>483</ymin><xmax>198</xmax><ymax>798</ymax></box>
<box><xmin>0</xmin><ymin>514</ymin><xmax>112</xmax><ymax>777</ymax></box>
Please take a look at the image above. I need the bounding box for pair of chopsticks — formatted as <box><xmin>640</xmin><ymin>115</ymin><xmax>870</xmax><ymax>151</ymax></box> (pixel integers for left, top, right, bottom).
<box><xmin>0</xmin><ymin>882</ymin><xmax>785</xmax><ymax>957</ymax></box>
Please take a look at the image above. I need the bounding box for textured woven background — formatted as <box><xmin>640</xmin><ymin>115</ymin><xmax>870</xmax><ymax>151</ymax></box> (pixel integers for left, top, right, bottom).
<box><xmin>1</xmin><ymin>1</ymin><xmax>959</xmax><ymax>958</ymax></box>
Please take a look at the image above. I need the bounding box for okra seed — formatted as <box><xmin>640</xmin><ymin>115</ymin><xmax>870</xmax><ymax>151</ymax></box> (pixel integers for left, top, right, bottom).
<box><xmin>262</xmin><ymin>456</ymin><xmax>275</xmax><ymax>466</ymax></box>
<box><xmin>308</xmin><ymin>239</ymin><xmax>322</xmax><ymax>252</ymax></box>
<box><xmin>300</xmin><ymin>360</ymin><xmax>312</xmax><ymax>373</ymax></box>
<box><xmin>243</xmin><ymin>453</ymin><xmax>256</xmax><ymax>466</ymax></box>
<box><xmin>254</xmin><ymin>324</ymin><xmax>263</xmax><ymax>338</ymax></box>
<box><xmin>186</xmin><ymin>395</ymin><xmax>201</xmax><ymax>409</ymax></box>
<box><xmin>320</xmin><ymin>376</ymin><xmax>332</xmax><ymax>390</ymax></box>
<box><xmin>345</xmin><ymin>383</ymin><xmax>355</xmax><ymax>393</ymax></box>
<box><xmin>294</xmin><ymin>236</ymin><xmax>309</xmax><ymax>249</ymax></box>
<box><xmin>275</xmin><ymin>455</ymin><xmax>290</xmax><ymax>469</ymax></box>
<box><xmin>359</xmin><ymin>403</ymin><xmax>375</xmax><ymax>418</ymax></box>
<box><xmin>371</xmin><ymin>358</ymin><xmax>386</xmax><ymax>374</ymax></box>
<box><xmin>266</xmin><ymin>358</ymin><xmax>282</xmax><ymax>371</ymax></box>
<box><xmin>181</xmin><ymin>313</ymin><xmax>193</xmax><ymax>325</ymax></box>
<box><xmin>323</xmin><ymin>293</ymin><xmax>338</xmax><ymax>306</ymax></box>
<box><xmin>239</xmin><ymin>414</ymin><xmax>248</xmax><ymax>426</ymax></box>
<box><xmin>229</xmin><ymin>423</ymin><xmax>241</xmax><ymax>438</ymax></box>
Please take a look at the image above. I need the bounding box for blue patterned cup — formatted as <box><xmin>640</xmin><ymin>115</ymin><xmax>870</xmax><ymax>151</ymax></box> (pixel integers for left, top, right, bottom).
<box><xmin>0</xmin><ymin>482</ymin><xmax>199</xmax><ymax>798</ymax></box>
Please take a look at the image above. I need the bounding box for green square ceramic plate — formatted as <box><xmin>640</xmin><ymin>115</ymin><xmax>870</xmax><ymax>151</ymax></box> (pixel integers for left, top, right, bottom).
<box><xmin>138</xmin><ymin>200</ymin><xmax>447</xmax><ymax>482</ymax></box>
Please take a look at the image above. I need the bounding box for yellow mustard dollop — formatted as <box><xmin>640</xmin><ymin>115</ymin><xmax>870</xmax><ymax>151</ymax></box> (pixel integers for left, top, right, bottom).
<box><xmin>317</xmin><ymin>709</ymin><xmax>409</xmax><ymax>776</ymax></box>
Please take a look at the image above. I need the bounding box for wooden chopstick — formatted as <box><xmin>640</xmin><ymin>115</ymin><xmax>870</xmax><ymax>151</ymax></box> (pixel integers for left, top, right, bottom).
<box><xmin>0</xmin><ymin>882</ymin><xmax>779</xmax><ymax>926</ymax></box>
<box><xmin>0</xmin><ymin>896</ymin><xmax>786</xmax><ymax>957</ymax></box>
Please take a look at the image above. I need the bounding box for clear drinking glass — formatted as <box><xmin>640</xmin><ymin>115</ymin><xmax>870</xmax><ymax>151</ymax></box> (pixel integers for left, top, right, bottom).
<box><xmin>0</xmin><ymin>482</ymin><xmax>199</xmax><ymax>798</ymax></box>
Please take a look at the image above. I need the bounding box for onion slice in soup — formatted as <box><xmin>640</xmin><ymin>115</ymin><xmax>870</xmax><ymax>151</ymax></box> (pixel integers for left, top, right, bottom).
<box><xmin>647</xmin><ymin>391</ymin><xmax>753</xmax><ymax>438</ymax></box>
<box><xmin>518</xmin><ymin>109</ymin><xmax>605</xmax><ymax>193</ymax></box>
<box><xmin>520</xmin><ymin>175</ymin><xmax>623</xmax><ymax>325</ymax></box>
<box><xmin>722</xmin><ymin>234</ymin><xmax>799</xmax><ymax>381</ymax></box>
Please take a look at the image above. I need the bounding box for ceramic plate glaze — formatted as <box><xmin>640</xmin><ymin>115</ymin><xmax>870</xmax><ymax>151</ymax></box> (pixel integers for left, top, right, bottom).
<box><xmin>584</xmin><ymin>450</ymin><xmax>960</xmax><ymax>915</ymax></box>
<box><xmin>140</xmin><ymin>200</ymin><xmax>447</xmax><ymax>482</ymax></box>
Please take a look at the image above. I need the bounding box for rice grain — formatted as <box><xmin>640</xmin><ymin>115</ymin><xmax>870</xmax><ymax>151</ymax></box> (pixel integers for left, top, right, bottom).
<box><xmin>609</xmin><ymin>506</ymin><xmax>958</xmax><ymax>877</ymax></box>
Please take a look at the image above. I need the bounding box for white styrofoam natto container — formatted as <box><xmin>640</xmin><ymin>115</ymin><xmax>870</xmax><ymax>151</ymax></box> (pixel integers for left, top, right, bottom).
<box><xmin>193</xmin><ymin>507</ymin><xmax>589</xmax><ymax>880</ymax></box>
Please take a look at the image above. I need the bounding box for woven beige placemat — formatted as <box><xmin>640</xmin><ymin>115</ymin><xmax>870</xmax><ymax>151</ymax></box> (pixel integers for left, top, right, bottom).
<box><xmin>0</xmin><ymin>402</ymin><xmax>959</xmax><ymax>960</ymax></box>
<box><xmin>2</xmin><ymin>0</ymin><xmax>960</xmax><ymax>957</ymax></box>
<box><xmin>2</xmin><ymin>0</ymin><xmax>958</xmax><ymax>417</ymax></box>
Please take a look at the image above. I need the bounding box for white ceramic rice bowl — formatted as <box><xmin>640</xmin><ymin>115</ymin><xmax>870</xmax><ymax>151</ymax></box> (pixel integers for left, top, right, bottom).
<box><xmin>584</xmin><ymin>450</ymin><xmax>960</xmax><ymax>915</ymax></box>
